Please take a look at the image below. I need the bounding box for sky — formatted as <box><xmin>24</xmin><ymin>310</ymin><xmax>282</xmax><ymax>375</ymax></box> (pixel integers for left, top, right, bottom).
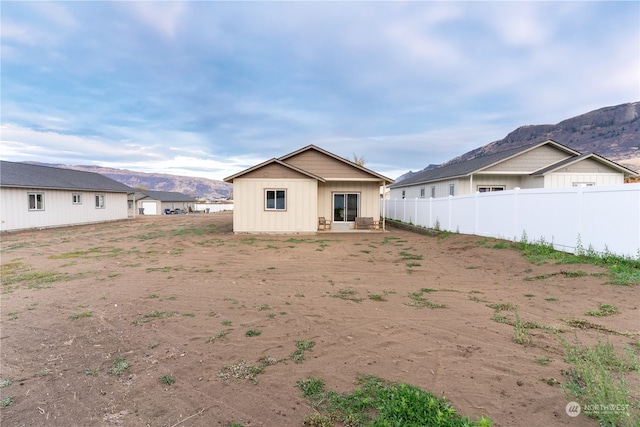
<box><xmin>1</xmin><ymin>1</ymin><xmax>639</xmax><ymax>181</ymax></box>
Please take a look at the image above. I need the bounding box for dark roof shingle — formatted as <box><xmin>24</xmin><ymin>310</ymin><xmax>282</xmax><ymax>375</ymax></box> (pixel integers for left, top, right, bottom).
<box><xmin>0</xmin><ymin>161</ymin><xmax>133</xmax><ymax>192</ymax></box>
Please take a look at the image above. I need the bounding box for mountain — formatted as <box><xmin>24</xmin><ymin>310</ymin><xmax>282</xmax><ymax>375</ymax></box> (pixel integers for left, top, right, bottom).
<box><xmin>25</xmin><ymin>163</ymin><xmax>232</xmax><ymax>200</ymax></box>
<box><xmin>398</xmin><ymin>102</ymin><xmax>640</xmax><ymax>181</ymax></box>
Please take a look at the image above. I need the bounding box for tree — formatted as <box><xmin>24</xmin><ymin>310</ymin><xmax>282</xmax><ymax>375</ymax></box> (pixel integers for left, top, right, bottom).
<box><xmin>352</xmin><ymin>154</ymin><xmax>365</xmax><ymax>166</ymax></box>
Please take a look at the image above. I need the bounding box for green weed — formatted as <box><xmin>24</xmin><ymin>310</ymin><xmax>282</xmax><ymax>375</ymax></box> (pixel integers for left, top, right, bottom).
<box><xmin>585</xmin><ymin>304</ymin><xmax>619</xmax><ymax>317</ymax></box>
<box><xmin>108</xmin><ymin>355</ymin><xmax>131</xmax><ymax>376</ymax></box>
<box><xmin>69</xmin><ymin>311</ymin><xmax>93</xmax><ymax>320</ymax></box>
<box><xmin>245</xmin><ymin>329</ymin><xmax>262</xmax><ymax>337</ymax></box>
<box><xmin>297</xmin><ymin>375</ymin><xmax>492</xmax><ymax>426</ymax></box>
<box><xmin>160</xmin><ymin>375</ymin><xmax>175</xmax><ymax>385</ymax></box>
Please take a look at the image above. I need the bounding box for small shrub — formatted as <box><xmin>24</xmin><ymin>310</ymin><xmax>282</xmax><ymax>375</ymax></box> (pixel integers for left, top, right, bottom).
<box><xmin>160</xmin><ymin>375</ymin><xmax>175</xmax><ymax>385</ymax></box>
<box><xmin>108</xmin><ymin>355</ymin><xmax>131</xmax><ymax>376</ymax></box>
<box><xmin>245</xmin><ymin>329</ymin><xmax>262</xmax><ymax>337</ymax></box>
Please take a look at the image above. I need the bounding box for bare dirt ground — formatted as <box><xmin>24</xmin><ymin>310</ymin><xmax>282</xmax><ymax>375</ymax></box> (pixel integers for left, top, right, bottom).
<box><xmin>1</xmin><ymin>212</ymin><xmax>637</xmax><ymax>427</ymax></box>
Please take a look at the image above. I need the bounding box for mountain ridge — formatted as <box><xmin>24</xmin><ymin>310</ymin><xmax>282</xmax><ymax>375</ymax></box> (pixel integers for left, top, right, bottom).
<box><xmin>24</xmin><ymin>162</ymin><xmax>232</xmax><ymax>200</ymax></box>
<box><xmin>398</xmin><ymin>101</ymin><xmax>640</xmax><ymax>182</ymax></box>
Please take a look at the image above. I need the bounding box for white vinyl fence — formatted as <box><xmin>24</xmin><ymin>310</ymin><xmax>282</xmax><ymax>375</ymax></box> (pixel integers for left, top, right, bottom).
<box><xmin>382</xmin><ymin>183</ymin><xmax>640</xmax><ymax>258</ymax></box>
<box><xmin>194</xmin><ymin>203</ymin><xmax>234</xmax><ymax>213</ymax></box>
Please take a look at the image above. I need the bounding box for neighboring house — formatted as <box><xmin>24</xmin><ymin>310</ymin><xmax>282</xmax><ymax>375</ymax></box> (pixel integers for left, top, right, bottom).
<box><xmin>128</xmin><ymin>190</ymin><xmax>196</xmax><ymax>215</ymax></box>
<box><xmin>0</xmin><ymin>161</ymin><xmax>132</xmax><ymax>232</ymax></box>
<box><xmin>224</xmin><ymin>145</ymin><xmax>394</xmax><ymax>233</ymax></box>
<box><xmin>389</xmin><ymin>139</ymin><xmax>638</xmax><ymax>199</ymax></box>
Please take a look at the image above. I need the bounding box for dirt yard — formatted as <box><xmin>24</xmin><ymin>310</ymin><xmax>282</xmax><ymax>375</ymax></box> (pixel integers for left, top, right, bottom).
<box><xmin>1</xmin><ymin>212</ymin><xmax>637</xmax><ymax>427</ymax></box>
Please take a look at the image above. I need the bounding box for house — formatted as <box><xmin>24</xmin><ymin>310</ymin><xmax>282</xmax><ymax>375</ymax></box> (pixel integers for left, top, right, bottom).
<box><xmin>0</xmin><ymin>161</ymin><xmax>132</xmax><ymax>232</ymax></box>
<box><xmin>128</xmin><ymin>190</ymin><xmax>196</xmax><ymax>215</ymax></box>
<box><xmin>223</xmin><ymin>145</ymin><xmax>394</xmax><ymax>233</ymax></box>
<box><xmin>389</xmin><ymin>139</ymin><xmax>638</xmax><ymax>199</ymax></box>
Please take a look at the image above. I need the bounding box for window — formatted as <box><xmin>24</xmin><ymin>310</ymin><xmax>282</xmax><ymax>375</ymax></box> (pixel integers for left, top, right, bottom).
<box><xmin>430</xmin><ymin>186</ymin><xmax>435</xmax><ymax>198</ymax></box>
<box><xmin>28</xmin><ymin>193</ymin><xmax>44</xmax><ymax>211</ymax></box>
<box><xmin>95</xmin><ymin>194</ymin><xmax>105</xmax><ymax>209</ymax></box>
<box><xmin>72</xmin><ymin>193</ymin><xmax>82</xmax><ymax>204</ymax></box>
<box><xmin>449</xmin><ymin>184</ymin><xmax>455</xmax><ymax>196</ymax></box>
<box><xmin>420</xmin><ymin>187</ymin><xmax>426</xmax><ymax>198</ymax></box>
<box><xmin>478</xmin><ymin>186</ymin><xmax>505</xmax><ymax>193</ymax></box>
<box><xmin>572</xmin><ymin>182</ymin><xmax>595</xmax><ymax>187</ymax></box>
<box><xmin>265</xmin><ymin>189</ymin><xmax>286</xmax><ymax>210</ymax></box>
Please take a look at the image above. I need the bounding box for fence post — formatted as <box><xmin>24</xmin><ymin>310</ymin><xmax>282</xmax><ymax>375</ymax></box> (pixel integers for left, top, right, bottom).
<box><xmin>576</xmin><ymin>185</ymin><xmax>584</xmax><ymax>254</ymax></box>
<box><xmin>513</xmin><ymin>187</ymin><xmax>520</xmax><ymax>242</ymax></box>
<box><xmin>448</xmin><ymin>195</ymin><xmax>452</xmax><ymax>231</ymax></box>
<box><xmin>414</xmin><ymin>198</ymin><xmax>418</xmax><ymax>226</ymax></box>
<box><xmin>429</xmin><ymin>197</ymin><xmax>433</xmax><ymax>228</ymax></box>
<box><xmin>474</xmin><ymin>191</ymin><xmax>479</xmax><ymax>235</ymax></box>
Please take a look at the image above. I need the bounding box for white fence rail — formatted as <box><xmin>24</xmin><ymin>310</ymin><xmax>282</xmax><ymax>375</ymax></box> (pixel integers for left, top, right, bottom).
<box><xmin>194</xmin><ymin>203</ymin><xmax>234</xmax><ymax>213</ymax></box>
<box><xmin>382</xmin><ymin>184</ymin><xmax>640</xmax><ymax>258</ymax></box>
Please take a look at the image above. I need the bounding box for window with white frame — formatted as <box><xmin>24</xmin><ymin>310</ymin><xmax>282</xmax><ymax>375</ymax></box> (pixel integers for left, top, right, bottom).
<box><xmin>420</xmin><ymin>187</ymin><xmax>426</xmax><ymax>198</ymax></box>
<box><xmin>95</xmin><ymin>194</ymin><xmax>106</xmax><ymax>209</ymax></box>
<box><xmin>265</xmin><ymin>189</ymin><xmax>286</xmax><ymax>210</ymax></box>
<box><xmin>28</xmin><ymin>193</ymin><xmax>44</xmax><ymax>211</ymax></box>
<box><xmin>477</xmin><ymin>186</ymin><xmax>505</xmax><ymax>193</ymax></box>
<box><xmin>430</xmin><ymin>186</ymin><xmax>435</xmax><ymax>198</ymax></box>
<box><xmin>72</xmin><ymin>193</ymin><xmax>82</xmax><ymax>204</ymax></box>
<box><xmin>572</xmin><ymin>182</ymin><xmax>595</xmax><ymax>187</ymax></box>
<box><xmin>449</xmin><ymin>184</ymin><xmax>455</xmax><ymax>196</ymax></box>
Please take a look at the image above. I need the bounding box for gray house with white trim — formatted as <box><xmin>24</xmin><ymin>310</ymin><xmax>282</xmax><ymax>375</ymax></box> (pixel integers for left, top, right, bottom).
<box><xmin>0</xmin><ymin>161</ymin><xmax>132</xmax><ymax>231</ymax></box>
<box><xmin>389</xmin><ymin>140</ymin><xmax>638</xmax><ymax>199</ymax></box>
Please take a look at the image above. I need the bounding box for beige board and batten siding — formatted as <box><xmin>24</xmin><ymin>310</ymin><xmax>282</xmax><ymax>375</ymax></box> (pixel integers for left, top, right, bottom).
<box><xmin>318</xmin><ymin>181</ymin><xmax>382</xmax><ymax>219</ymax></box>
<box><xmin>1</xmin><ymin>188</ymin><xmax>128</xmax><ymax>232</ymax></box>
<box><xmin>544</xmin><ymin>158</ymin><xmax>625</xmax><ymax>187</ymax></box>
<box><xmin>483</xmin><ymin>144</ymin><xmax>572</xmax><ymax>173</ymax></box>
<box><xmin>231</xmin><ymin>178</ymin><xmax>318</xmax><ymax>233</ymax></box>
<box><xmin>283</xmin><ymin>149</ymin><xmax>376</xmax><ymax>180</ymax></box>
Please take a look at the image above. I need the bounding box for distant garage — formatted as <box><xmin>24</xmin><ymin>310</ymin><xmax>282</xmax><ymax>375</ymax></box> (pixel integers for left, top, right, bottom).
<box><xmin>129</xmin><ymin>190</ymin><xmax>196</xmax><ymax>216</ymax></box>
<box><xmin>141</xmin><ymin>201</ymin><xmax>158</xmax><ymax>215</ymax></box>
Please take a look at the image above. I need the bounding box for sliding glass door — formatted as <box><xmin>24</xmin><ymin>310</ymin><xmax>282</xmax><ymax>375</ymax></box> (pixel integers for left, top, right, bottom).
<box><xmin>333</xmin><ymin>193</ymin><xmax>359</xmax><ymax>222</ymax></box>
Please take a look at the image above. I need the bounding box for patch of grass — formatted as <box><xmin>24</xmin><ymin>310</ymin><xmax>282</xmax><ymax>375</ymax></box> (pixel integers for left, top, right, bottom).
<box><xmin>49</xmin><ymin>247</ymin><xmax>122</xmax><ymax>259</ymax></box>
<box><xmin>256</xmin><ymin>304</ymin><xmax>271</xmax><ymax>311</ymax></box>
<box><xmin>206</xmin><ymin>331</ymin><xmax>229</xmax><ymax>343</ymax></box>
<box><xmin>182</xmin><ymin>312</ymin><xmax>195</xmax><ymax>317</ymax></box>
<box><xmin>291</xmin><ymin>340</ymin><xmax>315</xmax><ymax>363</ymax></box>
<box><xmin>297</xmin><ymin>375</ymin><xmax>493</xmax><ymax>426</ymax></box>
<box><xmin>512</xmin><ymin>309</ymin><xmax>531</xmax><ymax>345</ymax></box>
<box><xmin>406</xmin><ymin>290</ymin><xmax>446</xmax><ymax>309</ymax></box>
<box><xmin>0</xmin><ymin>396</ymin><xmax>14</xmax><ymax>408</ymax></box>
<box><xmin>535</xmin><ymin>357</ymin><xmax>552</xmax><ymax>366</ymax></box>
<box><xmin>331</xmin><ymin>289</ymin><xmax>364</xmax><ymax>303</ymax></box>
<box><xmin>83</xmin><ymin>368</ymin><xmax>99</xmax><ymax>376</ymax></box>
<box><xmin>399</xmin><ymin>250</ymin><xmax>423</xmax><ymax>261</ymax></box>
<box><xmin>217</xmin><ymin>357</ymin><xmax>278</xmax><ymax>385</ymax></box>
<box><xmin>148</xmin><ymin>342</ymin><xmax>160</xmax><ymax>349</ymax></box>
<box><xmin>148</xmin><ymin>294</ymin><xmax>160</xmax><ymax>299</ymax></box>
<box><xmin>131</xmin><ymin>310</ymin><xmax>178</xmax><ymax>325</ymax></box>
<box><xmin>0</xmin><ymin>378</ymin><xmax>12</xmax><ymax>388</ymax></box>
<box><xmin>562</xmin><ymin>318</ymin><xmax>634</xmax><ymax>337</ymax></box>
<box><xmin>585</xmin><ymin>303</ymin><xmax>619</xmax><ymax>317</ymax></box>
<box><xmin>160</xmin><ymin>375</ymin><xmax>175</xmax><ymax>385</ymax></box>
<box><xmin>108</xmin><ymin>355</ymin><xmax>131</xmax><ymax>376</ymax></box>
<box><xmin>245</xmin><ymin>329</ymin><xmax>262</xmax><ymax>337</ymax></box>
<box><xmin>486</xmin><ymin>302</ymin><xmax>516</xmax><ymax>311</ymax></box>
<box><xmin>7</xmin><ymin>311</ymin><xmax>18</xmax><ymax>320</ymax></box>
<box><xmin>222</xmin><ymin>320</ymin><xmax>232</xmax><ymax>326</ymax></box>
<box><xmin>368</xmin><ymin>294</ymin><xmax>386</xmax><ymax>302</ymax></box>
<box><xmin>405</xmin><ymin>261</ymin><xmax>421</xmax><ymax>268</ymax></box>
<box><xmin>69</xmin><ymin>311</ymin><xmax>93</xmax><ymax>320</ymax></box>
<box><xmin>173</xmin><ymin>223</ymin><xmax>218</xmax><ymax>236</ymax></box>
<box><xmin>545</xmin><ymin>297</ymin><xmax>559</xmax><ymax>302</ymax></box>
<box><xmin>561</xmin><ymin>336</ymin><xmax>640</xmax><ymax>426</ymax></box>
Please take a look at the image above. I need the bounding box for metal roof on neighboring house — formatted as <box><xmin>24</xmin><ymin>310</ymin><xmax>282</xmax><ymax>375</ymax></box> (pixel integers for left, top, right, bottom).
<box><xmin>131</xmin><ymin>190</ymin><xmax>196</xmax><ymax>202</ymax></box>
<box><xmin>0</xmin><ymin>161</ymin><xmax>133</xmax><ymax>193</ymax></box>
<box><xmin>389</xmin><ymin>139</ymin><xmax>579</xmax><ymax>188</ymax></box>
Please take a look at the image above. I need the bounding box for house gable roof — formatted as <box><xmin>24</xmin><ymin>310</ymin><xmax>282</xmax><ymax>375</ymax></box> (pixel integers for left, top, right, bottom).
<box><xmin>224</xmin><ymin>145</ymin><xmax>393</xmax><ymax>184</ymax></box>
<box><xmin>278</xmin><ymin>145</ymin><xmax>394</xmax><ymax>183</ymax></box>
<box><xmin>0</xmin><ymin>161</ymin><xmax>133</xmax><ymax>193</ymax></box>
<box><xmin>390</xmin><ymin>140</ymin><xmax>579</xmax><ymax>188</ymax></box>
<box><xmin>132</xmin><ymin>190</ymin><xmax>196</xmax><ymax>202</ymax></box>
<box><xmin>223</xmin><ymin>158</ymin><xmax>326</xmax><ymax>182</ymax></box>
<box><xmin>532</xmin><ymin>153</ymin><xmax>639</xmax><ymax>177</ymax></box>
